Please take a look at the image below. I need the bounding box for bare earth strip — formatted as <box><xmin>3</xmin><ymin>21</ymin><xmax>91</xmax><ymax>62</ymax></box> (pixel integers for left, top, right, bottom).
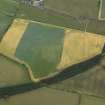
<box><xmin>0</xmin><ymin>19</ymin><xmax>28</xmax><ymax>56</ymax></box>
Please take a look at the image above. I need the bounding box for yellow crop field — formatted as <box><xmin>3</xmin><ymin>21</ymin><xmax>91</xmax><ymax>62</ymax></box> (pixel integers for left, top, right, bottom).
<box><xmin>0</xmin><ymin>19</ymin><xmax>28</xmax><ymax>56</ymax></box>
<box><xmin>58</xmin><ymin>29</ymin><xmax>105</xmax><ymax>70</ymax></box>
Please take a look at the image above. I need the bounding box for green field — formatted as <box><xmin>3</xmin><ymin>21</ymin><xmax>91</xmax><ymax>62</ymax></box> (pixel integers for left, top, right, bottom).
<box><xmin>45</xmin><ymin>0</ymin><xmax>98</xmax><ymax>19</ymax></box>
<box><xmin>0</xmin><ymin>87</ymin><xmax>105</xmax><ymax>105</ymax></box>
<box><xmin>0</xmin><ymin>0</ymin><xmax>18</xmax><ymax>15</ymax></box>
<box><xmin>99</xmin><ymin>0</ymin><xmax>105</xmax><ymax>20</ymax></box>
<box><xmin>48</xmin><ymin>52</ymin><xmax>105</xmax><ymax>98</ymax></box>
<box><xmin>15</xmin><ymin>22</ymin><xmax>64</xmax><ymax>78</ymax></box>
<box><xmin>16</xmin><ymin>4</ymin><xmax>85</xmax><ymax>30</ymax></box>
<box><xmin>16</xmin><ymin>2</ymin><xmax>105</xmax><ymax>36</ymax></box>
<box><xmin>0</xmin><ymin>0</ymin><xmax>105</xmax><ymax>39</ymax></box>
<box><xmin>0</xmin><ymin>13</ymin><xmax>13</xmax><ymax>40</ymax></box>
<box><xmin>0</xmin><ymin>54</ymin><xmax>30</xmax><ymax>88</ymax></box>
<box><xmin>0</xmin><ymin>0</ymin><xmax>18</xmax><ymax>40</ymax></box>
<box><xmin>81</xmin><ymin>95</ymin><xmax>105</xmax><ymax>105</ymax></box>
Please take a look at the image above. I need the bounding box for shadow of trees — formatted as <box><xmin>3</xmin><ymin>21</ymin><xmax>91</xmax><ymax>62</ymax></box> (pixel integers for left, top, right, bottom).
<box><xmin>0</xmin><ymin>52</ymin><xmax>104</xmax><ymax>98</ymax></box>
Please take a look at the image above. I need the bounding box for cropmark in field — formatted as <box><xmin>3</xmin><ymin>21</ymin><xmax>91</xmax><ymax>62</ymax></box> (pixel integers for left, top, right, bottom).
<box><xmin>0</xmin><ymin>18</ymin><xmax>105</xmax><ymax>82</ymax></box>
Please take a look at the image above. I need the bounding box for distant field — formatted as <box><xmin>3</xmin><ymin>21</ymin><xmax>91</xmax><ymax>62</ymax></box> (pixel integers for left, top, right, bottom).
<box><xmin>0</xmin><ymin>87</ymin><xmax>79</xmax><ymax>105</ymax></box>
<box><xmin>15</xmin><ymin>21</ymin><xmax>64</xmax><ymax>78</ymax></box>
<box><xmin>16</xmin><ymin>3</ymin><xmax>105</xmax><ymax>35</ymax></box>
<box><xmin>0</xmin><ymin>0</ymin><xmax>18</xmax><ymax>40</ymax></box>
<box><xmin>16</xmin><ymin>4</ymin><xmax>85</xmax><ymax>30</ymax></box>
<box><xmin>0</xmin><ymin>0</ymin><xmax>18</xmax><ymax>15</ymax></box>
<box><xmin>0</xmin><ymin>54</ymin><xmax>30</xmax><ymax>88</ymax></box>
<box><xmin>45</xmin><ymin>0</ymin><xmax>98</xmax><ymax>19</ymax></box>
<box><xmin>99</xmin><ymin>0</ymin><xmax>105</xmax><ymax>20</ymax></box>
<box><xmin>0</xmin><ymin>87</ymin><xmax>105</xmax><ymax>105</ymax></box>
<box><xmin>0</xmin><ymin>13</ymin><xmax>13</xmax><ymax>40</ymax></box>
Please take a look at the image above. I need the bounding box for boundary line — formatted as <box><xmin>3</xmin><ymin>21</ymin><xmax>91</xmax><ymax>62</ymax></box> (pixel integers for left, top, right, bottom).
<box><xmin>98</xmin><ymin>0</ymin><xmax>105</xmax><ymax>20</ymax></box>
